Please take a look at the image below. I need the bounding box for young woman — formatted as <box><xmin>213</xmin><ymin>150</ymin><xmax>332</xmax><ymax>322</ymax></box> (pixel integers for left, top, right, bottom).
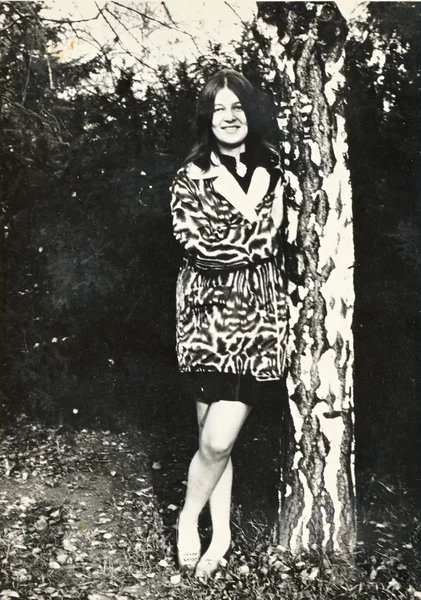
<box><xmin>170</xmin><ymin>69</ymin><xmax>288</xmax><ymax>578</ymax></box>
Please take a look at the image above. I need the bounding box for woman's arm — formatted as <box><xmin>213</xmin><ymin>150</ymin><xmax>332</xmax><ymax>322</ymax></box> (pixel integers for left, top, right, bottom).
<box><xmin>170</xmin><ymin>173</ymin><xmax>283</xmax><ymax>270</ymax></box>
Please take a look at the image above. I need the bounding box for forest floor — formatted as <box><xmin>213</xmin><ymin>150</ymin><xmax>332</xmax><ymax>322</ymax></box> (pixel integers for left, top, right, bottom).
<box><xmin>0</xmin><ymin>412</ymin><xmax>420</xmax><ymax>600</ymax></box>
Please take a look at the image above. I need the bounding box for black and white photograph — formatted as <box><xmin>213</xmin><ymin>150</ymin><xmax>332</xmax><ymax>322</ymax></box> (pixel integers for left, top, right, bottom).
<box><xmin>0</xmin><ymin>1</ymin><xmax>420</xmax><ymax>598</ymax></box>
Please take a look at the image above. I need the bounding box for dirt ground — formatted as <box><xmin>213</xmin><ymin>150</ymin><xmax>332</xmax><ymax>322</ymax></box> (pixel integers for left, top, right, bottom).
<box><xmin>0</xmin><ymin>412</ymin><xmax>420</xmax><ymax>600</ymax></box>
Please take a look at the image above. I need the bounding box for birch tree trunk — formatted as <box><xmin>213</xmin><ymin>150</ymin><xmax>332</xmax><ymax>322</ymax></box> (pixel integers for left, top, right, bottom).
<box><xmin>256</xmin><ymin>2</ymin><xmax>356</xmax><ymax>554</ymax></box>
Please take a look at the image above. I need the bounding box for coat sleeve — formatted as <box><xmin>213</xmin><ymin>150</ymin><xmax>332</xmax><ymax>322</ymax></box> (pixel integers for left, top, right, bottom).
<box><xmin>170</xmin><ymin>172</ymin><xmax>282</xmax><ymax>270</ymax></box>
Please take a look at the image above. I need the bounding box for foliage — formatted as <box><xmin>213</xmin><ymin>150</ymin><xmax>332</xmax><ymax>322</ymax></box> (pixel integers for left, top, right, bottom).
<box><xmin>341</xmin><ymin>3</ymin><xmax>421</xmax><ymax>484</ymax></box>
<box><xmin>346</xmin><ymin>2</ymin><xmax>421</xmax><ymax>266</ymax></box>
<box><xmin>0</xmin><ymin>2</ymin><xmax>234</xmax><ymax>420</ymax></box>
<box><xmin>0</xmin><ymin>1</ymin><xmax>420</xmax><ymax>499</ymax></box>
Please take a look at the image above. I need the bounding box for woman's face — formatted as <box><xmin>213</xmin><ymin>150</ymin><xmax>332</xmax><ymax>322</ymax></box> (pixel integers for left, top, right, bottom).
<box><xmin>211</xmin><ymin>87</ymin><xmax>248</xmax><ymax>149</ymax></box>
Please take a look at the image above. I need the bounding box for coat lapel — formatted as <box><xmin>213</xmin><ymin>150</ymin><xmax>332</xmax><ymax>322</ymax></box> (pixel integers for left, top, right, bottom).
<box><xmin>187</xmin><ymin>153</ymin><xmax>271</xmax><ymax>224</ymax></box>
<box><xmin>247</xmin><ymin>167</ymin><xmax>271</xmax><ymax>209</ymax></box>
<box><xmin>212</xmin><ymin>166</ymin><xmax>258</xmax><ymax>223</ymax></box>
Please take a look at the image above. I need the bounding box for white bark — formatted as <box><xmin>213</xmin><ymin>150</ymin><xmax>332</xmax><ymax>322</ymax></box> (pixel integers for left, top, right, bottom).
<box><xmin>257</xmin><ymin>2</ymin><xmax>356</xmax><ymax>554</ymax></box>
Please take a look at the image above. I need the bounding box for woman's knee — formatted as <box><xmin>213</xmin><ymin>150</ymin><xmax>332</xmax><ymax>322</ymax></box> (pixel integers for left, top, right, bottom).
<box><xmin>200</xmin><ymin>434</ymin><xmax>233</xmax><ymax>461</ymax></box>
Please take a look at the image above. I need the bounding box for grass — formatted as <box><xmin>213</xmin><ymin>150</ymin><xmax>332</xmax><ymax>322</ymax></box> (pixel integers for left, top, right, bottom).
<box><xmin>0</xmin><ymin>414</ymin><xmax>420</xmax><ymax>600</ymax></box>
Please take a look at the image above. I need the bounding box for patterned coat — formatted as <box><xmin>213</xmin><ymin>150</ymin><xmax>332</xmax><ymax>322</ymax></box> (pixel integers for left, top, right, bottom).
<box><xmin>170</xmin><ymin>152</ymin><xmax>289</xmax><ymax>381</ymax></box>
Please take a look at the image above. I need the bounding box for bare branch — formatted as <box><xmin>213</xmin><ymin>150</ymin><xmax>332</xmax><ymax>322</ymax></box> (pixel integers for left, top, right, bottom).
<box><xmin>39</xmin><ymin>12</ymin><xmax>103</xmax><ymax>25</ymax></box>
<box><xmin>224</xmin><ymin>0</ymin><xmax>249</xmax><ymax>28</ymax></box>
<box><xmin>0</xmin><ymin>16</ymin><xmax>22</xmax><ymax>35</ymax></box>
<box><xmin>103</xmin><ymin>7</ymin><xmax>150</xmax><ymax>57</ymax></box>
<box><xmin>95</xmin><ymin>1</ymin><xmax>121</xmax><ymax>43</ymax></box>
<box><xmin>161</xmin><ymin>1</ymin><xmax>177</xmax><ymax>26</ymax></box>
<box><xmin>95</xmin><ymin>2</ymin><xmax>159</xmax><ymax>74</ymax></box>
<box><xmin>1</xmin><ymin>95</ymin><xmax>61</xmax><ymax>133</ymax></box>
<box><xmin>45</xmin><ymin>53</ymin><xmax>55</xmax><ymax>90</ymax></box>
<box><xmin>67</xmin><ymin>21</ymin><xmax>107</xmax><ymax>56</ymax></box>
<box><xmin>110</xmin><ymin>0</ymin><xmax>201</xmax><ymax>53</ymax></box>
<box><xmin>111</xmin><ymin>0</ymin><xmax>174</xmax><ymax>30</ymax></box>
<box><xmin>64</xmin><ymin>18</ymin><xmax>117</xmax><ymax>84</ymax></box>
<box><xmin>22</xmin><ymin>53</ymin><xmax>32</xmax><ymax>106</ymax></box>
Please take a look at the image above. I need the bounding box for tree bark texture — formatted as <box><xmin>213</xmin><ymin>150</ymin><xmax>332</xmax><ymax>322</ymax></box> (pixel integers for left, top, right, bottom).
<box><xmin>256</xmin><ymin>2</ymin><xmax>356</xmax><ymax>554</ymax></box>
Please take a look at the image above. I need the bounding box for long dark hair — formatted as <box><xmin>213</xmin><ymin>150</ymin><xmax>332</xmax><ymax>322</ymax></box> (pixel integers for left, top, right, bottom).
<box><xmin>183</xmin><ymin>69</ymin><xmax>280</xmax><ymax>171</ymax></box>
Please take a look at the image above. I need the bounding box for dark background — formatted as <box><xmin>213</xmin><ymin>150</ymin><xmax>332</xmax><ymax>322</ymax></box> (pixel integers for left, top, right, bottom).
<box><xmin>1</xmin><ymin>2</ymin><xmax>420</xmax><ymax>497</ymax></box>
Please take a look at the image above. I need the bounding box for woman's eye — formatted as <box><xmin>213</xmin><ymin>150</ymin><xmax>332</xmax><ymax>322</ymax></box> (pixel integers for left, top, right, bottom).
<box><xmin>213</xmin><ymin>105</ymin><xmax>243</xmax><ymax>114</ymax></box>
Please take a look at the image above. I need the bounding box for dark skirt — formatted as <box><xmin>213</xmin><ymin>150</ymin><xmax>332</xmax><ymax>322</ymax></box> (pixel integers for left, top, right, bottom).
<box><xmin>180</xmin><ymin>371</ymin><xmax>284</xmax><ymax>407</ymax></box>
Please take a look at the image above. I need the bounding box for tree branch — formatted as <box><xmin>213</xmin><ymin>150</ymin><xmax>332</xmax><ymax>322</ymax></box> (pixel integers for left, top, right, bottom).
<box><xmin>161</xmin><ymin>1</ymin><xmax>177</xmax><ymax>26</ymax></box>
<box><xmin>22</xmin><ymin>53</ymin><xmax>33</xmax><ymax>106</ymax></box>
<box><xmin>110</xmin><ymin>0</ymin><xmax>201</xmax><ymax>53</ymax></box>
<box><xmin>45</xmin><ymin>53</ymin><xmax>55</xmax><ymax>90</ymax></box>
<box><xmin>104</xmin><ymin>7</ymin><xmax>151</xmax><ymax>58</ymax></box>
<box><xmin>0</xmin><ymin>16</ymin><xmax>22</xmax><ymax>35</ymax></box>
<box><xmin>39</xmin><ymin>12</ymin><xmax>103</xmax><ymax>25</ymax></box>
<box><xmin>1</xmin><ymin>95</ymin><xmax>60</xmax><ymax>132</ymax></box>
<box><xmin>223</xmin><ymin>0</ymin><xmax>249</xmax><ymax>28</ymax></box>
<box><xmin>67</xmin><ymin>21</ymin><xmax>110</xmax><ymax>59</ymax></box>
<box><xmin>95</xmin><ymin>2</ymin><xmax>159</xmax><ymax>74</ymax></box>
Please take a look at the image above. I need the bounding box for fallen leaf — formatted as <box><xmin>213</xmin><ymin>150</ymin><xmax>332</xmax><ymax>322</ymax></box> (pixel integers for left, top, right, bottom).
<box><xmin>20</xmin><ymin>496</ymin><xmax>34</xmax><ymax>507</ymax></box>
<box><xmin>239</xmin><ymin>564</ymin><xmax>249</xmax><ymax>575</ymax></box>
<box><xmin>12</xmin><ymin>568</ymin><xmax>28</xmax><ymax>582</ymax></box>
<box><xmin>56</xmin><ymin>553</ymin><xmax>68</xmax><ymax>565</ymax></box>
<box><xmin>388</xmin><ymin>578</ymin><xmax>402</xmax><ymax>591</ymax></box>
<box><xmin>167</xmin><ymin>504</ymin><xmax>178</xmax><ymax>511</ymax></box>
<box><xmin>35</xmin><ymin>517</ymin><xmax>48</xmax><ymax>532</ymax></box>
<box><xmin>152</xmin><ymin>462</ymin><xmax>161</xmax><ymax>470</ymax></box>
<box><xmin>170</xmin><ymin>574</ymin><xmax>181</xmax><ymax>585</ymax></box>
<box><xmin>123</xmin><ymin>585</ymin><xmax>145</xmax><ymax>594</ymax></box>
<box><xmin>63</xmin><ymin>537</ymin><xmax>76</xmax><ymax>552</ymax></box>
<box><xmin>48</xmin><ymin>560</ymin><xmax>61</xmax><ymax>570</ymax></box>
<box><xmin>103</xmin><ymin>532</ymin><xmax>114</xmax><ymax>539</ymax></box>
<box><xmin>158</xmin><ymin>559</ymin><xmax>169</xmax><ymax>567</ymax></box>
<box><xmin>0</xmin><ymin>591</ymin><xmax>20</xmax><ymax>598</ymax></box>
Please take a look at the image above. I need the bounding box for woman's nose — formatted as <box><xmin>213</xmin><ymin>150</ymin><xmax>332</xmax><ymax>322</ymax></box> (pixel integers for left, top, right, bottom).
<box><xmin>223</xmin><ymin>109</ymin><xmax>236</xmax><ymax>122</ymax></box>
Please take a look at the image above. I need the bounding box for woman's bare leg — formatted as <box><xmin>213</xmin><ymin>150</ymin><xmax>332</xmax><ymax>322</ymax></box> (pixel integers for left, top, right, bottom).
<box><xmin>196</xmin><ymin>402</ymin><xmax>233</xmax><ymax>558</ymax></box>
<box><xmin>178</xmin><ymin>400</ymin><xmax>251</xmax><ymax>575</ymax></box>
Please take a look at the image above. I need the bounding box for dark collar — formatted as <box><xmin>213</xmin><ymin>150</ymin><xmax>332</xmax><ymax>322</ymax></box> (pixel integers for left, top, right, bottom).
<box><xmin>218</xmin><ymin>151</ymin><xmax>255</xmax><ymax>171</ymax></box>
